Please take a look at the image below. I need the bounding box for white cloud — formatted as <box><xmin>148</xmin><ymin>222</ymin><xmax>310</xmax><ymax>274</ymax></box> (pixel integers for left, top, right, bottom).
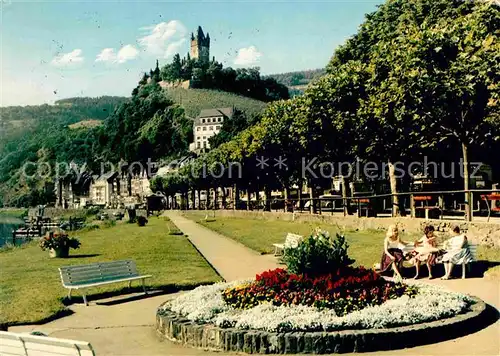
<box><xmin>95</xmin><ymin>45</ymin><xmax>139</xmax><ymax>64</ymax></box>
<box><xmin>116</xmin><ymin>44</ymin><xmax>139</xmax><ymax>63</ymax></box>
<box><xmin>95</xmin><ymin>48</ymin><xmax>116</xmax><ymax>62</ymax></box>
<box><xmin>51</xmin><ymin>49</ymin><xmax>84</xmax><ymax>66</ymax></box>
<box><xmin>234</xmin><ymin>46</ymin><xmax>262</xmax><ymax>66</ymax></box>
<box><xmin>165</xmin><ymin>38</ymin><xmax>186</xmax><ymax>58</ymax></box>
<box><xmin>138</xmin><ymin>20</ymin><xmax>187</xmax><ymax>58</ymax></box>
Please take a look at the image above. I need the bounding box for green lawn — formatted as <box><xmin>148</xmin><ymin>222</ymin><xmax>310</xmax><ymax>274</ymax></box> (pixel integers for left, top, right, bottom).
<box><xmin>0</xmin><ymin>216</ymin><xmax>220</xmax><ymax>326</ymax></box>
<box><xmin>182</xmin><ymin>211</ymin><xmax>500</xmax><ymax>271</ymax></box>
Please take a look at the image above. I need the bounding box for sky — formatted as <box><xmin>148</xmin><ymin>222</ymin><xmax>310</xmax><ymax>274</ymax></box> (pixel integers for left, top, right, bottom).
<box><xmin>0</xmin><ymin>0</ymin><xmax>382</xmax><ymax>107</ymax></box>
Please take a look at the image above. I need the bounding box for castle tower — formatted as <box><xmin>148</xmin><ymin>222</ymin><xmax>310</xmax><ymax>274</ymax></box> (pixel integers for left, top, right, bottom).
<box><xmin>190</xmin><ymin>26</ymin><xmax>210</xmax><ymax>63</ymax></box>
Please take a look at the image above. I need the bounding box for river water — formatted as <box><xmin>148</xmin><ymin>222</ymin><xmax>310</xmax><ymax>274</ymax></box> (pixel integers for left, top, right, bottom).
<box><xmin>0</xmin><ymin>216</ymin><xmax>24</xmax><ymax>247</ymax></box>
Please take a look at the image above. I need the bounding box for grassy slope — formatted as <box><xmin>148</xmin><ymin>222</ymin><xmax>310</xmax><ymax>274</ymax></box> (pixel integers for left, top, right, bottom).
<box><xmin>182</xmin><ymin>211</ymin><xmax>500</xmax><ymax>270</ymax></box>
<box><xmin>0</xmin><ymin>217</ymin><xmax>220</xmax><ymax>325</ymax></box>
<box><xmin>166</xmin><ymin>88</ymin><xmax>268</xmax><ymax>118</ymax></box>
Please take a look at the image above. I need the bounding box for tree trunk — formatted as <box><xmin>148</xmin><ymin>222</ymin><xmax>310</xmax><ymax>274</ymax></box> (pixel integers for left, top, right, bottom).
<box><xmin>214</xmin><ymin>188</ymin><xmax>218</xmax><ymax>210</ymax></box>
<box><xmin>197</xmin><ymin>190</ymin><xmax>201</xmax><ymax>210</ymax></box>
<box><xmin>206</xmin><ymin>189</ymin><xmax>210</xmax><ymax>211</ymax></box>
<box><xmin>284</xmin><ymin>185</ymin><xmax>289</xmax><ymax>213</ymax></box>
<box><xmin>298</xmin><ymin>180</ymin><xmax>303</xmax><ymax>212</ymax></box>
<box><xmin>265</xmin><ymin>186</ymin><xmax>271</xmax><ymax>212</ymax></box>
<box><xmin>221</xmin><ymin>187</ymin><xmax>227</xmax><ymax>209</ymax></box>
<box><xmin>388</xmin><ymin>161</ymin><xmax>401</xmax><ymax>217</ymax></box>
<box><xmin>246</xmin><ymin>188</ymin><xmax>251</xmax><ymax>211</ymax></box>
<box><xmin>462</xmin><ymin>143</ymin><xmax>472</xmax><ymax>221</ymax></box>
<box><xmin>233</xmin><ymin>184</ymin><xmax>238</xmax><ymax>211</ymax></box>
<box><xmin>309</xmin><ymin>184</ymin><xmax>314</xmax><ymax>214</ymax></box>
<box><xmin>341</xmin><ymin>176</ymin><xmax>349</xmax><ymax>216</ymax></box>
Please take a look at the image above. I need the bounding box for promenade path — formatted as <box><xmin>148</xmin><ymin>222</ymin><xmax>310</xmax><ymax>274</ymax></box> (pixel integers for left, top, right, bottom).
<box><xmin>164</xmin><ymin>211</ymin><xmax>280</xmax><ymax>281</ymax></box>
<box><xmin>9</xmin><ymin>211</ymin><xmax>499</xmax><ymax>355</ymax></box>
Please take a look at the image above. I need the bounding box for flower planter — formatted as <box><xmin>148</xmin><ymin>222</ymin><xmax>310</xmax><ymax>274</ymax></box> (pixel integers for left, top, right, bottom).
<box><xmin>49</xmin><ymin>246</ymin><xmax>69</xmax><ymax>258</ymax></box>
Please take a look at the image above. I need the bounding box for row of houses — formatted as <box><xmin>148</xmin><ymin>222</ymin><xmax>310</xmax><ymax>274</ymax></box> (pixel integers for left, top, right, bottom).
<box><xmin>55</xmin><ymin>172</ymin><xmax>152</xmax><ymax>209</ymax></box>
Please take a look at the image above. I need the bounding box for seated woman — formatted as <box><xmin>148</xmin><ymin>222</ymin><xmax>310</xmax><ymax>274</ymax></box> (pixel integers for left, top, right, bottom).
<box><xmin>380</xmin><ymin>224</ymin><xmax>408</xmax><ymax>279</ymax></box>
<box><xmin>441</xmin><ymin>226</ymin><xmax>473</xmax><ymax>280</ymax></box>
<box><xmin>411</xmin><ymin>225</ymin><xmax>441</xmax><ymax>279</ymax></box>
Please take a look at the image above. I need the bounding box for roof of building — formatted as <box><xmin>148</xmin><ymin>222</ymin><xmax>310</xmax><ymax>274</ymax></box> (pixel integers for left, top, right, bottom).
<box><xmin>95</xmin><ymin>171</ymin><xmax>118</xmax><ymax>182</ymax></box>
<box><xmin>198</xmin><ymin>107</ymin><xmax>233</xmax><ymax>118</ymax></box>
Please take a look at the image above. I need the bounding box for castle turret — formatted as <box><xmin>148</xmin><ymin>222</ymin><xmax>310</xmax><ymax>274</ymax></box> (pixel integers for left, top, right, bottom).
<box><xmin>190</xmin><ymin>26</ymin><xmax>210</xmax><ymax>63</ymax></box>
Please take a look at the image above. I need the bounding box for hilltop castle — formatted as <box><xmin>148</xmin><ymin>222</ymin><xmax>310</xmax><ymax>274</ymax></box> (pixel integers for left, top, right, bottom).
<box><xmin>190</xmin><ymin>26</ymin><xmax>210</xmax><ymax>63</ymax></box>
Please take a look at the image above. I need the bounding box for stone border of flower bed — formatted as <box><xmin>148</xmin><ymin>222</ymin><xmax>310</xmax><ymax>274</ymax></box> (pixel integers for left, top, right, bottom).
<box><xmin>156</xmin><ymin>297</ymin><xmax>486</xmax><ymax>354</ymax></box>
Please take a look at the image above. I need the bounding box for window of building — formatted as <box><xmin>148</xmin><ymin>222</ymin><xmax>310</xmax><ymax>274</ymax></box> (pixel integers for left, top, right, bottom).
<box><xmin>218</xmin><ymin>117</ymin><xmax>222</xmax><ymax>122</ymax></box>
<box><xmin>197</xmin><ymin>127</ymin><xmax>200</xmax><ymax>131</ymax></box>
<box><xmin>197</xmin><ymin>136</ymin><xmax>200</xmax><ymax>140</ymax></box>
<box><xmin>203</xmin><ymin>126</ymin><xmax>207</xmax><ymax>131</ymax></box>
<box><xmin>203</xmin><ymin>142</ymin><xmax>207</xmax><ymax>148</ymax></box>
<box><xmin>197</xmin><ymin>142</ymin><xmax>200</xmax><ymax>149</ymax></box>
<box><xmin>209</xmin><ymin>126</ymin><xmax>213</xmax><ymax>131</ymax></box>
<box><xmin>202</xmin><ymin>119</ymin><xmax>205</xmax><ymax>123</ymax></box>
<box><xmin>216</xmin><ymin>125</ymin><xmax>221</xmax><ymax>130</ymax></box>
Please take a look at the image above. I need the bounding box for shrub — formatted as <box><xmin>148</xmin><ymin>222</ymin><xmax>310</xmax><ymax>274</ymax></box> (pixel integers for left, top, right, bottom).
<box><xmin>136</xmin><ymin>216</ymin><xmax>148</xmax><ymax>227</ymax></box>
<box><xmin>85</xmin><ymin>206</ymin><xmax>101</xmax><ymax>217</ymax></box>
<box><xmin>283</xmin><ymin>230</ymin><xmax>355</xmax><ymax>276</ymax></box>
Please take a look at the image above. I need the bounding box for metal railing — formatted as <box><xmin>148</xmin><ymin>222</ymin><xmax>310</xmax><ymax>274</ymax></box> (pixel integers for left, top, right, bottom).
<box><xmin>169</xmin><ymin>189</ymin><xmax>500</xmax><ymax>223</ymax></box>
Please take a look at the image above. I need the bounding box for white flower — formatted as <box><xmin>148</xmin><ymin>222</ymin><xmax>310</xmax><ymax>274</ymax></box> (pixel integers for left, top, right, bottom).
<box><xmin>164</xmin><ymin>280</ymin><xmax>472</xmax><ymax>332</ymax></box>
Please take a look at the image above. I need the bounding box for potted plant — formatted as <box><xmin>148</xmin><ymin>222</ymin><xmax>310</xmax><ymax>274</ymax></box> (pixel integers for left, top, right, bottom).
<box><xmin>39</xmin><ymin>231</ymin><xmax>81</xmax><ymax>258</ymax></box>
<box><xmin>136</xmin><ymin>216</ymin><xmax>148</xmax><ymax>227</ymax></box>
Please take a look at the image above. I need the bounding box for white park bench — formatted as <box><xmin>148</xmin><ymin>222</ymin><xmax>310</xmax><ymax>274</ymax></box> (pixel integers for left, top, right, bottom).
<box><xmin>436</xmin><ymin>243</ymin><xmax>478</xmax><ymax>279</ymax></box>
<box><xmin>0</xmin><ymin>331</ymin><xmax>95</xmax><ymax>356</ymax></box>
<box><xmin>375</xmin><ymin>243</ymin><xmax>477</xmax><ymax>279</ymax></box>
<box><xmin>272</xmin><ymin>233</ymin><xmax>303</xmax><ymax>256</ymax></box>
<box><xmin>59</xmin><ymin>260</ymin><xmax>152</xmax><ymax>306</ymax></box>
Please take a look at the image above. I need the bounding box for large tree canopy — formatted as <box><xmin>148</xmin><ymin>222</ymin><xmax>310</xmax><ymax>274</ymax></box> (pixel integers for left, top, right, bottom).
<box><xmin>157</xmin><ymin>0</ymin><xmax>499</xmax><ymax>218</ymax></box>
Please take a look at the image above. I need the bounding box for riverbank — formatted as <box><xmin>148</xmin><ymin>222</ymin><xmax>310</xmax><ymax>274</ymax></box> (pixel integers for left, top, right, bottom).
<box><xmin>0</xmin><ymin>208</ymin><xmax>28</xmax><ymax>218</ymax></box>
<box><xmin>0</xmin><ymin>215</ymin><xmax>25</xmax><ymax>249</ymax></box>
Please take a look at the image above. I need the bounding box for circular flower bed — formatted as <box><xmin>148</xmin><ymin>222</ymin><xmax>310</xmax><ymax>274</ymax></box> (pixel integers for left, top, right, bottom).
<box><xmin>161</xmin><ymin>230</ymin><xmax>474</xmax><ymax>334</ymax></box>
<box><xmin>163</xmin><ymin>275</ymin><xmax>473</xmax><ymax>333</ymax></box>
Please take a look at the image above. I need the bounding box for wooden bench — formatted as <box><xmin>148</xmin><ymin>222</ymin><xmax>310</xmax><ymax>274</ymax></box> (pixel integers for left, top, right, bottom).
<box><xmin>0</xmin><ymin>331</ymin><xmax>95</xmax><ymax>356</ymax></box>
<box><xmin>272</xmin><ymin>233</ymin><xmax>303</xmax><ymax>256</ymax></box>
<box><xmin>59</xmin><ymin>260</ymin><xmax>152</xmax><ymax>306</ymax></box>
<box><xmin>481</xmin><ymin>194</ymin><xmax>500</xmax><ymax>222</ymax></box>
<box><xmin>413</xmin><ymin>195</ymin><xmax>442</xmax><ymax>219</ymax></box>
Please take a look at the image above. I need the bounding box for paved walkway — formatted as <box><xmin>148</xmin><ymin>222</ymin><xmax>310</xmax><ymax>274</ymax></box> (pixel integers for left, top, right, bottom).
<box><xmin>164</xmin><ymin>211</ymin><xmax>280</xmax><ymax>281</ymax></box>
<box><xmin>9</xmin><ymin>212</ymin><xmax>499</xmax><ymax>355</ymax></box>
<box><xmin>9</xmin><ymin>293</ymin><xmax>211</xmax><ymax>356</ymax></box>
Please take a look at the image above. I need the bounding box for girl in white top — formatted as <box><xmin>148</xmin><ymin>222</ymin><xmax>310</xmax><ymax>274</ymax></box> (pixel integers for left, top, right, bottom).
<box><xmin>412</xmin><ymin>225</ymin><xmax>440</xmax><ymax>279</ymax></box>
<box><xmin>441</xmin><ymin>226</ymin><xmax>472</xmax><ymax>280</ymax></box>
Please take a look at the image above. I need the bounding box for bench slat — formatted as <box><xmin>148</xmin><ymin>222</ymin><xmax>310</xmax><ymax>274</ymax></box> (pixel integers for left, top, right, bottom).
<box><xmin>64</xmin><ymin>275</ymin><xmax>152</xmax><ymax>289</ymax></box>
<box><xmin>0</xmin><ymin>332</ymin><xmax>95</xmax><ymax>356</ymax></box>
<box><xmin>0</xmin><ymin>343</ymin><xmax>25</xmax><ymax>355</ymax></box>
<box><xmin>63</xmin><ymin>267</ymin><xmax>137</xmax><ymax>279</ymax></box>
<box><xmin>60</xmin><ymin>260</ymin><xmax>140</xmax><ymax>286</ymax></box>
<box><xmin>60</xmin><ymin>260</ymin><xmax>135</xmax><ymax>272</ymax></box>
